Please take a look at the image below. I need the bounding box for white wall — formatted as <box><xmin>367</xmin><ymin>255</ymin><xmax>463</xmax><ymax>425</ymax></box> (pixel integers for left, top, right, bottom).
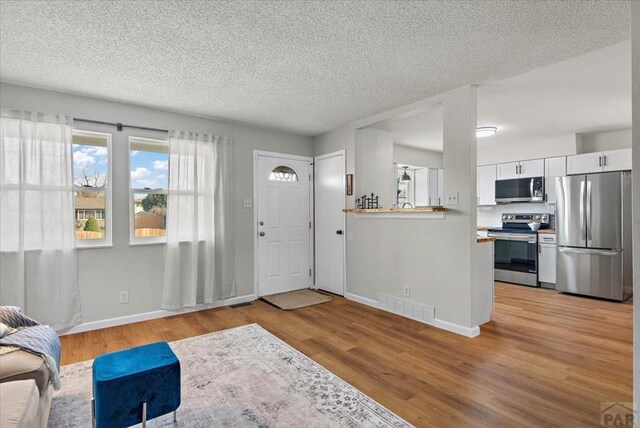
<box><xmin>577</xmin><ymin>128</ymin><xmax>632</xmax><ymax>153</ymax></box>
<box><xmin>631</xmin><ymin>0</ymin><xmax>639</xmax><ymax>411</ymax></box>
<box><xmin>354</xmin><ymin>128</ymin><xmax>394</xmax><ymax>207</ymax></box>
<box><xmin>316</xmin><ymin>87</ymin><xmax>479</xmax><ymax>330</ymax></box>
<box><xmin>0</xmin><ymin>83</ymin><xmax>313</xmax><ymax>324</ymax></box>
<box><xmin>477</xmin><ymin>133</ymin><xmax>577</xmax><ymax>165</ymax></box>
<box><xmin>393</xmin><ymin>144</ymin><xmax>443</xmax><ymax>169</ymax></box>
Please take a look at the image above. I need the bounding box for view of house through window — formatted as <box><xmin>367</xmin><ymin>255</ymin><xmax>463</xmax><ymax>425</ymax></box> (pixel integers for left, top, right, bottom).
<box><xmin>72</xmin><ymin>131</ymin><xmax>110</xmax><ymax>242</ymax></box>
<box><xmin>130</xmin><ymin>137</ymin><xmax>168</xmax><ymax>241</ymax></box>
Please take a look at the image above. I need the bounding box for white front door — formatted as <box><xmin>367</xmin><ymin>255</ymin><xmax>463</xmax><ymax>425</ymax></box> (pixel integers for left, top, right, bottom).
<box><xmin>314</xmin><ymin>151</ymin><xmax>345</xmax><ymax>295</ymax></box>
<box><xmin>256</xmin><ymin>153</ymin><xmax>312</xmax><ymax>297</ymax></box>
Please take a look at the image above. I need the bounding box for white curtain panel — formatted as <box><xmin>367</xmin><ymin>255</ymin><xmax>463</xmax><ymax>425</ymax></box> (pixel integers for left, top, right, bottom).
<box><xmin>162</xmin><ymin>130</ymin><xmax>235</xmax><ymax>309</ymax></box>
<box><xmin>0</xmin><ymin>110</ymin><xmax>81</xmax><ymax>330</ymax></box>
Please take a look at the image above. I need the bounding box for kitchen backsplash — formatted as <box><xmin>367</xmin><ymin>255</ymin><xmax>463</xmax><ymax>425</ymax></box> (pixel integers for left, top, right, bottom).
<box><xmin>477</xmin><ymin>203</ymin><xmax>556</xmax><ymax>227</ymax></box>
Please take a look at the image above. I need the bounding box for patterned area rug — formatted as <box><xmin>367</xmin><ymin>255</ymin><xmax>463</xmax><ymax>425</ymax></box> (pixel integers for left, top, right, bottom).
<box><xmin>49</xmin><ymin>324</ymin><xmax>412</xmax><ymax>427</ymax></box>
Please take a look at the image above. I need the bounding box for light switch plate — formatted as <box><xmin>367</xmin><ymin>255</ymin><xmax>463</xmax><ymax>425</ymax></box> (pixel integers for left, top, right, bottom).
<box><xmin>446</xmin><ymin>192</ymin><xmax>459</xmax><ymax>205</ymax></box>
<box><xmin>243</xmin><ymin>198</ymin><xmax>252</xmax><ymax>208</ymax></box>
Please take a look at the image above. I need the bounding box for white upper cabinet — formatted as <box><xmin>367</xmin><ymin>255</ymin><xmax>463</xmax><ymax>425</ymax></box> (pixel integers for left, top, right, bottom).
<box><xmin>544</xmin><ymin>156</ymin><xmax>566</xmax><ymax>204</ymax></box>
<box><xmin>496</xmin><ymin>162</ymin><xmax>520</xmax><ymax>180</ymax></box>
<box><xmin>477</xmin><ymin>165</ymin><xmax>497</xmax><ymax>206</ymax></box>
<box><xmin>518</xmin><ymin>159</ymin><xmax>545</xmax><ymax>178</ymax></box>
<box><xmin>428</xmin><ymin>168</ymin><xmax>439</xmax><ymax>206</ymax></box>
<box><xmin>566</xmin><ymin>152</ymin><xmax>603</xmax><ymax>175</ymax></box>
<box><xmin>602</xmin><ymin>149</ymin><xmax>632</xmax><ymax>172</ymax></box>
<box><xmin>497</xmin><ymin>159</ymin><xmax>544</xmax><ymax>180</ymax></box>
<box><xmin>567</xmin><ymin>149</ymin><xmax>631</xmax><ymax>175</ymax></box>
<box><xmin>437</xmin><ymin>169</ymin><xmax>444</xmax><ymax>206</ymax></box>
<box><xmin>414</xmin><ymin>168</ymin><xmax>428</xmax><ymax>206</ymax></box>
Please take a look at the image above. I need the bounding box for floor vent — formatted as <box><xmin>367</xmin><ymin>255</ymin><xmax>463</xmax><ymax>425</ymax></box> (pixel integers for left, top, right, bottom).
<box><xmin>229</xmin><ymin>302</ymin><xmax>253</xmax><ymax>309</ymax></box>
<box><xmin>376</xmin><ymin>293</ymin><xmax>435</xmax><ymax>325</ymax></box>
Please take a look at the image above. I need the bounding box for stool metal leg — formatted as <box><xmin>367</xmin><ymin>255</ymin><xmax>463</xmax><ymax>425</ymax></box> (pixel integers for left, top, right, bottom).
<box><xmin>142</xmin><ymin>402</ymin><xmax>147</xmax><ymax>428</ymax></box>
<box><xmin>91</xmin><ymin>398</ymin><xmax>95</xmax><ymax>428</ymax></box>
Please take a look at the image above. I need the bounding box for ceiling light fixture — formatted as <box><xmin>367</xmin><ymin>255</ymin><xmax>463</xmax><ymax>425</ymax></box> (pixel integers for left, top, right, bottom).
<box><xmin>476</xmin><ymin>126</ymin><xmax>498</xmax><ymax>138</ymax></box>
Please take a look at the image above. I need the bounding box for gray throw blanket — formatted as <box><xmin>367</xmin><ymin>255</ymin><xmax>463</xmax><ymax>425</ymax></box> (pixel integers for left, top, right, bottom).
<box><xmin>0</xmin><ymin>307</ymin><xmax>62</xmax><ymax>390</ymax></box>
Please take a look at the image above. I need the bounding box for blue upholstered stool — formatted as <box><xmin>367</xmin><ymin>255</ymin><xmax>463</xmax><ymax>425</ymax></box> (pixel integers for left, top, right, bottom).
<box><xmin>92</xmin><ymin>342</ymin><xmax>180</xmax><ymax>428</ymax></box>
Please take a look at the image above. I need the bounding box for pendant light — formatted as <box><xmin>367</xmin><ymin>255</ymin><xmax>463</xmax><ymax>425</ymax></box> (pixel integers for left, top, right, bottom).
<box><xmin>400</xmin><ymin>166</ymin><xmax>411</xmax><ymax>182</ymax></box>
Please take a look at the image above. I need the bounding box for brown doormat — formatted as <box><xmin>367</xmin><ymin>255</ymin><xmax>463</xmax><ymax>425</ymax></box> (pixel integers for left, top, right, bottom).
<box><xmin>261</xmin><ymin>289</ymin><xmax>333</xmax><ymax>310</ymax></box>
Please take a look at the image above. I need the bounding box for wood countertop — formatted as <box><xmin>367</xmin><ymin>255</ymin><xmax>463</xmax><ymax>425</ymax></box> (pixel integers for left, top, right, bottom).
<box><xmin>477</xmin><ymin>237</ymin><xmax>495</xmax><ymax>243</ymax></box>
<box><xmin>343</xmin><ymin>207</ymin><xmax>447</xmax><ymax>213</ymax></box>
<box><xmin>538</xmin><ymin>229</ymin><xmax>556</xmax><ymax>235</ymax></box>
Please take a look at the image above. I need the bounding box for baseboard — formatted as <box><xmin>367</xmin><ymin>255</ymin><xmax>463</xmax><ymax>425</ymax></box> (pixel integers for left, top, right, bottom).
<box><xmin>60</xmin><ymin>294</ymin><xmax>257</xmax><ymax>335</ymax></box>
<box><xmin>345</xmin><ymin>292</ymin><xmax>480</xmax><ymax>338</ymax></box>
<box><xmin>433</xmin><ymin>319</ymin><xmax>480</xmax><ymax>338</ymax></box>
<box><xmin>344</xmin><ymin>292</ymin><xmax>379</xmax><ymax>308</ymax></box>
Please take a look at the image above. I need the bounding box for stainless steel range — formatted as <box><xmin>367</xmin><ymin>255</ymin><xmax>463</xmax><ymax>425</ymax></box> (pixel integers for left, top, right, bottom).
<box><xmin>488</xmin><ymin>213</ymin><xmax>551</xmax><ymax>287</ymax></box>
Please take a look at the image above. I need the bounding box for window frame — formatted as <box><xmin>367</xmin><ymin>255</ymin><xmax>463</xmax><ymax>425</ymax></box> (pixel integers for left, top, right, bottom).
<box><xmin>128</xmin><ymin>136</ymin><xmax>169</xmax><ymax>246</ymax></box>
<box><xmin>72</xmin><ymin>129</ymin><xmax>113</xmax><ymax>249</ymax></box>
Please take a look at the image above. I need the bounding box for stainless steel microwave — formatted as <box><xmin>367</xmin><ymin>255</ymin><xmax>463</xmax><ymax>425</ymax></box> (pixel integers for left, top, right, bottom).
<box><xmin>495</xmin><ymin>177</ymin><xmax>544</xmax><ymax>203</ymax></box>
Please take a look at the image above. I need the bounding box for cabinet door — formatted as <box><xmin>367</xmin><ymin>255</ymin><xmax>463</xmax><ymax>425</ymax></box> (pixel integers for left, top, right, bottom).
<box><xmin>538</xmin><ymin>243</ymin><xmax>556</xmax><ymax>284</ymax></box>
<box><xmin>477</xmin><ymin>165</ymin><xmax>496</xmax><ymax>205</ymax></box>
<box><xmin>544</xmin><ymin>156</ymin><xmax>566</xmax><ymax>204</ymax></box>
<box><xmin>497</xmin><ymin>162</ymin><xmax>520</xmax><ymax>180</ymax></box>
<box><xmin>414</xmin><ymin>168</ymin><xmax>429</xmax><ymax>206</ymax></box>
<box><xmin>519</xmin><ymin>159</ymin><xmax>545</xmax><ymax>178</ymax></box>
<box><xmin>566</xmin><ymin>152</ymin><xmax>602</xmax><ymax>175</ymax></box>
<box><xmin>603</xmin><ymin>149</ymin><xmax>632</xmax><ymax>172</ymax></box>
<box><xmin>437</xmin><ymin>169</ymin><xmax>444</xmax><ymax>206</ymax></box>
<box><xmin>428</xmin><ymin>168</ymin><xmax>439</xmax><ymax>205</ymax></box>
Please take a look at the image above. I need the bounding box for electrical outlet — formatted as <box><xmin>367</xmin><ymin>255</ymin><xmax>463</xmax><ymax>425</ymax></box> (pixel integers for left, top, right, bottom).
<box><xmin>403</xmin><ymin>285</ymin><xmax>411</xmax><ymax>297</ymax></box>
<box><xmin>243</xmin><ymin>198</ymin><xmax>252</xmax><ymax>208</ymax></box>
<box><xmin>446</xmin><ymin>192</ymin><xmax>459</xmax><ymax>205</ymax></box>
<box><xmin>119</xmin><ymin>291</ymin><xmax>129</xmax><ymax>304</ymax></box>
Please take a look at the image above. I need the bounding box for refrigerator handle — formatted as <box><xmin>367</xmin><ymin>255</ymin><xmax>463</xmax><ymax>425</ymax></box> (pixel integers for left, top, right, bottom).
<box><xmin>579</xmin><ymin>180</ymin><xmax>585</xmax><ymax>238</ymax></box>
<box><xmin>586</xmin><ymin>180</ymin><xmax>592</xmax><ymax>242</ymax></box>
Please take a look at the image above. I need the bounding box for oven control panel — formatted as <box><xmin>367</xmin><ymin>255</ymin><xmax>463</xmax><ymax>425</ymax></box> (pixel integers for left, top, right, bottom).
<box><xmin>501</xmin><ymin>213</ymin><xmax>549</xmax><ymax>226</ymax></box>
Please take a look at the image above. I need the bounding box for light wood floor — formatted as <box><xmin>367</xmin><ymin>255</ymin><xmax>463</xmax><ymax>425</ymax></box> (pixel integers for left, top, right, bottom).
<box><xmin>60</xmin><ymin>283</ymin><xmax>633</xmax><ymax>427</ymax></box>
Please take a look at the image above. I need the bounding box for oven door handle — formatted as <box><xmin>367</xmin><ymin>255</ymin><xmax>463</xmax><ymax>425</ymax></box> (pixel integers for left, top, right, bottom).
<box><xmin>488</xmin><ymin>233</ymin><xmax>536</xmax><ymax>242</ymax></box>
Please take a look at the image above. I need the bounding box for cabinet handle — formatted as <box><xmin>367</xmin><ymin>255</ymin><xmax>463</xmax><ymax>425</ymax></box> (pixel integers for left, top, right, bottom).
<box><xmin>603</xmin><ymin>155</ymin><xmax>607</xmax><ymax>167</ymax></box>
<box><xmin>598</xmin><ymin>156</ymin><xmax>602</xmax><ymax>167</ymax></box>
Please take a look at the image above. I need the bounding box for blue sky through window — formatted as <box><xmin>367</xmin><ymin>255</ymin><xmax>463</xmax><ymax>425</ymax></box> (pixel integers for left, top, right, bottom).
<box><xmin>73</xmin><ymin>143</ymin><xmax>108</xmax><ymax>187</ymax></box>
<box><xmin>130</xmin><ymin>150</ymin><xmax>168</xmax><ymax>189</ymax></box>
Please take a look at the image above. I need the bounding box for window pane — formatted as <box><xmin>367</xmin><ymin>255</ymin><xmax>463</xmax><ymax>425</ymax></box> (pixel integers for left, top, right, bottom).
<box><xmin>130</xmin><ymin>139</ymin><xmax>168</xmax><ymax>190</ymax></box>
<box><xmin>269</xmin><ymin>165</ymin><xmax>298</xmax><ymax>182</ymax></box>
<box><xmin>73</xmin><ymin>134</ymin><xmax>108</xmax><ymax>189</ymax></box>
<box><xmin>75</xmin><ymin>191</ymin><xmax>106</xmax><ymax>240</ymax></box>
<box><xmin>134</xmin><ymin>192</ymin><xmax>167</xmax><ymax>238</ymax></box>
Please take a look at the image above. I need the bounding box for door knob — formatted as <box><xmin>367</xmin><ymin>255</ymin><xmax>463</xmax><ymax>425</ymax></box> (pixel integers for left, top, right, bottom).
<box><xmin>259</xmin><ymin>232</ymin><xmax>265</xmax><ymax>237</ymax></box>
<box><xmin>259</xmin><ymin>221</ymin><xmax>264</xmax><ymax>226</ymax></box>
<box><xmin>336</xmin><ymin>230</ymin><xmax>343</xmax><ymax>235</ymax></box>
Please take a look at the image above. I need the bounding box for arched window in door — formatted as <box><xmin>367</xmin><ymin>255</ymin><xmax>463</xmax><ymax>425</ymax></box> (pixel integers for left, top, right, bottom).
<box><xmin>269</xmin><ymin>166</ymin><xmax>299</xmax><ymax>182</ymax></box>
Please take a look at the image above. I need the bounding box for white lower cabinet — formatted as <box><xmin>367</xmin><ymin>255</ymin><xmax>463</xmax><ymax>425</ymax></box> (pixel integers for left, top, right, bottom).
<box><xmin>538</xmin><ymin>236</ymin><xmax>557</xmax><ymax>285</ymax></box>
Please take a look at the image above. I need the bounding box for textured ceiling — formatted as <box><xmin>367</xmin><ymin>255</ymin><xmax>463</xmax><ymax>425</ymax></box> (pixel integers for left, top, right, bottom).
<box><xmin>0</xmin><ymin>1</ymin><xmax>631</xmax><ymax>136</ymax></box>
<box><xmin>371</xmin><ymin>41</ymin><xmax>631</xmax><ymax>152</ymax></box>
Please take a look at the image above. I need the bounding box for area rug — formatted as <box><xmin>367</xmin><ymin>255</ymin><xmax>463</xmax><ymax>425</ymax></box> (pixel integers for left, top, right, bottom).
<box><xmin>262</xmin><ymin>289</ymin><xmax>333</xmax><ymax>310</ymax></box>
<box><xmin>49</xmin><ymin>324</ymin><xmax>412</xmax><ymax>427</ymax></box>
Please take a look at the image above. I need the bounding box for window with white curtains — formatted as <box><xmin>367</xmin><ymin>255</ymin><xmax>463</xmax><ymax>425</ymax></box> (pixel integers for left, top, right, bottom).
<box><xmin>0</xmin><ymin>110</ymin><xmax>82</xmax><ymax>330</ymax></box>
<box><xmin>162</xmin><ymin>130</ymin><xmax>235</xmax><ymax>309</ymax></box>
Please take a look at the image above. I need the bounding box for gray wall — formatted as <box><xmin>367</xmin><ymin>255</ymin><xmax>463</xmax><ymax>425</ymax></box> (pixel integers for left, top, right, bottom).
<box><xmin>577</xmin><ymin>128</ymin><xmax>632</xmax><ymax>153</ymax></box>
<box><xmin>0</xmin><ymin>83</ymin><xmax>313</xmax><ymax>324</ymax></box>
<box><xmin>314</xmin><ymin>87</ymin><xmax>478</xmax><ymax>328</ymax></box>
<box><xmin>354</xmin><ymin>128</ymin><xmax>394</xmax><ymax>207</ymax></box>
<box><xmin>632</xmin><ymin>0</ymin><xmax>639</xmax><ymax>410</ymax></box>
<box><xmin>393</xmin><ymin>144</ymin><xmax>443</xmax><ymax>169</ymax></box>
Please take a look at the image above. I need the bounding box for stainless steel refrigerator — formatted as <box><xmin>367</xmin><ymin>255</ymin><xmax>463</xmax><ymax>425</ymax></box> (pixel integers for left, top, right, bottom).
<box><xmin>555</xmin><ymin>171</ymin><xmax>632</xmax><ymax>301</ymax></box>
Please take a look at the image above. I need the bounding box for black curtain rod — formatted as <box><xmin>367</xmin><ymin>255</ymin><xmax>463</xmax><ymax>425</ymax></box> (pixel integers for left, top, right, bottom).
<box><xmin>74</xmin><ymin>118</ymin><xmax>168</xmax><ymax>133</ymax></box>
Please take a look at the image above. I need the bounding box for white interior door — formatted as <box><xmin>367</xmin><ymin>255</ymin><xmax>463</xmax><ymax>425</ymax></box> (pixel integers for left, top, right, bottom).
<box><xmin>256</xmin><ymin>153</ymin><xmax>311</xmax><ymax>297</ymax></box>
<box><xmin>314</xmin><ymin>151</ymin><xmax>346</xmax><ymax>295</ymax></box>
